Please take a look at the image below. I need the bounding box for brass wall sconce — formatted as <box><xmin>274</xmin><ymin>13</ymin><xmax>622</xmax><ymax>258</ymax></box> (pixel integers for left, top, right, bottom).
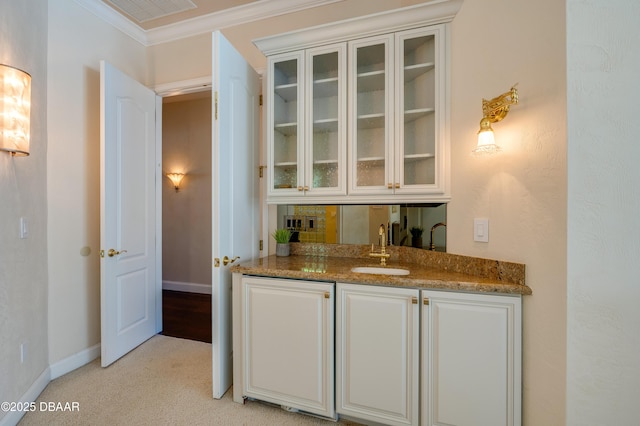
<box><xmin>0</xmin><ymin>64</ymin><xmax>31</xmax><ymax>156</ymax></box>
<box><xmin>473</xmin><ymin>85</ymin><xmax>519</xmax><ymax>155</ymax></box>
<box><xmin>166</xmin><ymin>173</ymin><xmax>185</xmax><ymax>192</ymax></box>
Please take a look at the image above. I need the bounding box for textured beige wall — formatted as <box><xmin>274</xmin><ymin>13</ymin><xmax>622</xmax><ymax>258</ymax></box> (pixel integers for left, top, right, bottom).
<box><xmin>47</xmin><ymin>0</ymin><xmax>148</xmax><ymax>364</ymax></box>
<box><xmin>448</xmin><ymin>0</ymin><xmax>567</xmax><ymax>424</ymax></box>
<box><xmin>162</xmin><ymin>96</ymin><xmax>213</xmax><ymax>287</ymax></box>
<box><xmin>0</xmin><ymin>0</ymin><xmax>49</xmax><ymax>416</ymax></box>
<box><xmin>148</xmin><ymin>1</ymin><xmax>568</xmax><ymax>423</ymax></box>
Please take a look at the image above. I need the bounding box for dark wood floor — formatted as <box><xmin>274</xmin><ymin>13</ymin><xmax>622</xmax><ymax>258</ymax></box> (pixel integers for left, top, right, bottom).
<box><xmin>162</xmin><ymin>290</ymin><xmax>212</xmax><ymax>343</ymax></box>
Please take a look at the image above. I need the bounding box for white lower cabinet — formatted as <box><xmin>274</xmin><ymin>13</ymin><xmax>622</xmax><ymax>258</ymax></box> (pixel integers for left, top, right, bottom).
<box><xmin>336</xmin><ymin>283</ymin><xmax>420</xmax><ymax>426</ymax></box>
<box><xmin>235</xmin><ymin>275</ymin><xmax>522</xmax><ymax>426</ymax></box>
<box><xmin>240</xmin><ymin>276</ymin><xmax>335</xmax><ymax>418</ymax></box>
<box><xmin>422</xmin><ymin>290</ymin><xmax>522</xmax><ymax>426</ymax></box>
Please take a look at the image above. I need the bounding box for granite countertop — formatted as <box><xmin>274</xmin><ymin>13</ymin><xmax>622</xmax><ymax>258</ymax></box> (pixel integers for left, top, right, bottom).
<box><xmin>231</xmin><ymin>244</ymin><xmax>532</xmax><ymax>296</ymax></box>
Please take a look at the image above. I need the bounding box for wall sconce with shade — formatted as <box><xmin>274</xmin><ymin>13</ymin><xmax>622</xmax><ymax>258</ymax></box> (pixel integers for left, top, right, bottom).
<box><xmin>473</xmin><ymin>85</ymin><xmax>519</xmax><ymax>155</ymax></box>
<box><xmin>0</xmin><ymin>64</ymin><xmax>31</xmax><ymax>156</ymax></box>
<box><xmin>166</xmin><ymin>172</ymin><xmax>185</xmax><ymax>192</ymax></box>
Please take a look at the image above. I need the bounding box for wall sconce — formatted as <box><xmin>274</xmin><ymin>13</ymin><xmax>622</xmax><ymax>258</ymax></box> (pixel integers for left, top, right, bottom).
<box><xmin>0</xmin><ymin>64</ymin><xmax>31</xmax><ymax>156</ymax></box>
<box><xmin>166</xmin><ymin>173</ymin><xmax>185</xmax><ymax>192</ymax></box>
<box><xmin>473</xmin><ymin>85</ymin><xmax>519</xmax><ymax>155</ymax></box>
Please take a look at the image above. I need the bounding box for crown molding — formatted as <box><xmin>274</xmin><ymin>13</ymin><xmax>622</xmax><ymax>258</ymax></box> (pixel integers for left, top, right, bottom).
<box><xmin>75</xmin><ymin>0</ymin><xmax>344</xmax><ymax>47</ymax></box>
<box><xmin>253</xmin><ymin>0</ymin><xmax>464</xmax><ymax>56</ymax></box>
<box><xmin>74</xmin><ymin>0</ymin><xmax>148</xmax><ymax>44</ymax></box>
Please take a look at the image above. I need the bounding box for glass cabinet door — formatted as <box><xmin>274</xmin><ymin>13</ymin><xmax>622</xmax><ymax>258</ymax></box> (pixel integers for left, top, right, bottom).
<box><xmin>348</xmin><ymin>35</ymin><xmax>393</xmax><ymax>195</ymax></box>
<box><xmin>305</xmin><ymin>44</ymin><xmax>346</xmax><ymax>195</ymax></box>
<box><xmin>269</xmin><ymin>52</ymin><xmax>304</xmax><ymax>195</ymax></box>
<box><xmin>395</xmin><ymin>26</ymin><xmax>445</xmax><ymax>194</ymax></box>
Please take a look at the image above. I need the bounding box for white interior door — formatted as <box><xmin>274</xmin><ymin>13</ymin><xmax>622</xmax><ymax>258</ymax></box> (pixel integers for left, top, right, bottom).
<box><xmin>100</xmin><ymin>60</ymin><xmax>162</xmax><ymax>367</ymax></box>
<box><xmin>211</xmin><ymin>31</ymin><xmax>260</xmax><ymax>398</ymax></box>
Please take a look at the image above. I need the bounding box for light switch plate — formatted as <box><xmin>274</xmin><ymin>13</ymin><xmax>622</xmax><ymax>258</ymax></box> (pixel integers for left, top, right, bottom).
<box><xmin>20</xmin><ymin>217</ymin><xmax>28</xmax><ymax>239</ymax></box>
<box><xmin>474</xmin><ymin>218</ymin><xmax>489</xmax><ymax>243</ymax></box>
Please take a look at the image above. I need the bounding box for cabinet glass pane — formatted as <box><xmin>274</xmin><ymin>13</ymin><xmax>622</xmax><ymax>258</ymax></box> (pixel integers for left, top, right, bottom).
<box><xmin>355</xmin><ymin>43</ymin><xmax>387</xmax><ymax>187</ymax></box>
<box><xmin>402</xmin><ymin>35</ymin><xmax>436</xmax><ymax>186</ymax></box>
<box><xmin>311</xmin><ymin>51</ymin><xmax>339</xmax><ymax>189</ymax></box>
<box><xmin>273</xmin><ymin>59</ymin><xmax>299</xmax><ymax>189</ymax></box>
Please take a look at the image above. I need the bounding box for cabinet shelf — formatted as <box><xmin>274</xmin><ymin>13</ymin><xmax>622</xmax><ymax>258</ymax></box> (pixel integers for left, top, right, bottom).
<box><xmin>357</xmin><ymin>156</ymin><xmax>385</xmax><ymax>167</ymax></box>
<box><xmin>356</xmin><ymin>113</ymin><xmax>385</xmax><ymax>129</ymax></box>
<box><xmin>313</xmin><ymin>77</ymin><xmax>339</xmax><ymax>98</ymax></box>
<box><xmin>357</xmin><ymin>70</ymin><xmax>385</xmax><ymax>92</ymax></box>
<box><xmin>274</xmin><ymin>83</ymin><xmax>298</xmax><ymax>102</ymax></box>
<box><xmin>274</xmin><ymin>122</ymin><xmax>297</xmax><ymax>136</ymax></box>
<box><xmin>404</xmin><ymin>153</ymin><xmax>434</xmax><ymax>162</ymax></box>
<box><xmin>404</xmin><ymin>62</ymin><xmax>435</xmax><ymax>81</ymax></box>
<box><xmin>274</xmin><ymin>161</ymin><xmax>298</xmax><ymax>167</ymax></box>
<box><xmin>404</xmin><ymin>108</ymin><xmax>435</xmax><ymax>122</ymax></box>
<box><xmin>313</xmin><ymin>118</ymin><xmax>339</xmax><ymax>132</ymax></box>
<box><xmin>313</xmin><ymin>159</ymin><xmax>339</xmax><ymax>165</ymax></box>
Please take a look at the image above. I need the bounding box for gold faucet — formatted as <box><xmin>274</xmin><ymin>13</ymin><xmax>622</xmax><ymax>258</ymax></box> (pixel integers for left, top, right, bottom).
<box><xmin>429</xmin><ymin>222</ymin><xmax>446</xmax><ymax>251</ymax></box>
<box><xmin>369</xmin><ymin>224</ymin><xmax>390</xmax><ymax>266</ymax></box>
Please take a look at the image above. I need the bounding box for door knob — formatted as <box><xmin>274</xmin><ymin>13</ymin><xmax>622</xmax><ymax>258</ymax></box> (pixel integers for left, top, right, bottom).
<box><xmin>223</xmin><ymin>255</ymin><xmax>240</xmax><ymax>266</ymax></box>
<box><xmin>107</xmin><ymin>248</ymin><xmax>127</xmax><ymax>257</ymax></box>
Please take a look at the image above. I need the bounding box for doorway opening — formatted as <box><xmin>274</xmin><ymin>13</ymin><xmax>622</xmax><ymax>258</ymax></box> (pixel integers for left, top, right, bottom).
<box><xmin>161</xmin><ymin>90</ymin><xmax>213</xmax><ymax>343</ymax></box>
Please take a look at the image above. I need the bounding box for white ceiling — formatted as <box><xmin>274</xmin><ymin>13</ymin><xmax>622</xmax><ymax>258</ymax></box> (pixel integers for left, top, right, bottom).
<box><xmin>81</xmin><ymin>0</ymin><xmax>344</xmax><ymax>46</ymax></box>
<box><xmin>101</xmin><ymin>0</ymin><xmax>260</xmax><ymax>30</ymax></box>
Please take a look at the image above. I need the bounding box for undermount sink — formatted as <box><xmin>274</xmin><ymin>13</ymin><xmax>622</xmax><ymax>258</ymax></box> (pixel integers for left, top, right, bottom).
<box><xmin>351</xmin><ymin>267</ymin><xmax>410</xmax><ymax>276</ymax></box>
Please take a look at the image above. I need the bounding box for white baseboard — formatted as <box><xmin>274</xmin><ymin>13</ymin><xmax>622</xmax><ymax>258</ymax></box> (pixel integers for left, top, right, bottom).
<box><xmin>0</xmin><ymin>367</ymin><xmax>50</xmax><ymax>426</ymax></box>
<box><xmin>49</xmin><ymin>343</ymin><xmax>101</xmax><ymax>380</ymax></box>
<box><xmin>163</xmin><ymin>280</ymin><xmax>212</xmax><ymax>294</ymax></box>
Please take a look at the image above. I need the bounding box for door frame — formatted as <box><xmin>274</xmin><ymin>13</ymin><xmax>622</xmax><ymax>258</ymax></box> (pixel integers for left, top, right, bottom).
<box><xmin>155</xmin><ymin>76</ymin><xmax>268</xmax><ymax>251</ymax></box>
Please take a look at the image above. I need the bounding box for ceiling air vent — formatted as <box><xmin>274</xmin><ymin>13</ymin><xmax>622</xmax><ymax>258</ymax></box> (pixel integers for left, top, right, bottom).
<box><xmin>104</xmin><ymin>0</ymin><xmax>197</xmax><ymax>23</ymax></box>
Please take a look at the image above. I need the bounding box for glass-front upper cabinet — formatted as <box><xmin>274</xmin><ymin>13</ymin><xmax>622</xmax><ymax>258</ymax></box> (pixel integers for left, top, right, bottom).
<box><xmin>349</xmin><ymin>25</ymin><xmax>448</xmax><ymax>198</ymax></box>
<box><xmin>394</xmin><ymin>26</ymin><xmax>446</xmax><ymax>196</ymax></box>
<box><xmin>305</xmin><ymin>44</ymin><xmax>347</xmax><ymax>196</ymax></box>
<box><xmin>267</xmin><ymin>45</ymin><xmax>346</xmax><ymax>200</ymax></box>
<box><xmin>348</xmin><ymin>35</ymin><xmax>394</xmax><ymax>196</ymax></box>
<box><xmin>268</xmin><ymin>52</ymin><xmax>304</xmax><ymax>196</ymax></box>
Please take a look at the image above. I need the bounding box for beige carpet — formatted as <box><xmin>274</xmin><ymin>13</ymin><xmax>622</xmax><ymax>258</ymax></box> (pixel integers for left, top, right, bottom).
<box><xmin>19</xmin><ymin>335</ymin><xmax>348</xmax><ymax>425</ymax></box>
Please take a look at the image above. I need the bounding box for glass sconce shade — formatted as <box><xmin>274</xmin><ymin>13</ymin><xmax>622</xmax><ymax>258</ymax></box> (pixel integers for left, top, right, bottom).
<box><xmin>0</xmin><ymin>64</ymin><xmax>31</xmax><ymax>156</ymax></box>
<box><xmin>167</xmin><ymin>173</ymin><xmax>185</xmax><ymax>191</ymax></box>
<box><xmin>473</xmin><ymin>117</ymin><xmax>501</xmax><ymax>155</ymax></box>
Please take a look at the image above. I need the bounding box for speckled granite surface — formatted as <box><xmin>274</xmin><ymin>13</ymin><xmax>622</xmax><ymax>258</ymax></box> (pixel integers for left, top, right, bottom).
<box><xmin>231</xmin><ymin>243</ymin><xmax>531</xmax><ymax>296</ymax></box>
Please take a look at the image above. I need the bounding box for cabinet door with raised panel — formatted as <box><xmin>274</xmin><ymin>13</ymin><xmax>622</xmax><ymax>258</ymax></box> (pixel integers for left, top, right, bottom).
<box><xmin>241</xmin><ymin>276</ymin><xmax>335</xmax><ymax>419</ymax></box>
<box><xmin>267</xmin><ymin>52</ymin><xmax>304</xmax><ymax>198</ymax></box>
<box><xmin>395</xmin><ymin>25</ymin><xmax>448</xmax><ymax>196</ymax></box>
<box><xmin>348</xmin><ymin>34</ymin><xmax>394</xmax><ymax>196</ymax></box>
<box><xmin>422</xmin><ymin>291</ymin><xmax>522</xmax><ymax>426</ymax></box>
<box><xmin>305</xmin><ymin>44</ymin><xmax>347</xmax><ymax>196</ymax></box>
<box><xmin>337</xmin><ymin>283</ymin><xmax>419</xmax><ymax>426</ymax></box>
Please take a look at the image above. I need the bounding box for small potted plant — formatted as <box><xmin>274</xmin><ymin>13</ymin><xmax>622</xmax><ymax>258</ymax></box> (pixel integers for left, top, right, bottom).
<box><xmin>410</xmin><ymin>226</ymin><xmax>424</xmax><ymax>248</ymax></box>
<box><xmin>272</xmin><ymin>228</ymin><xmax>292</xmax><ymax>257</ymax></box>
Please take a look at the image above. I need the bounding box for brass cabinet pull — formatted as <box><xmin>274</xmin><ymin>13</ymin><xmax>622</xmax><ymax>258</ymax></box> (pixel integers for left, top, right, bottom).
<box><xmin>324</xmin><ymin>292</ymin><xmax>330</xmax><ymax>299</ymax></box>
<box><xmin>303</xmin><ymin>186</ymin><xmax>309</xmax><ymax>191</ymax></box>
<box><xmin>297</xmin><ymin>186</ymin><xmax>303</xmax><ymax>191</ymax></box>
<box><xmin>395</xmin><ymin>183</ymin><xmax>400</xmax><ymax>189</ymax></box>
<box><xmin>412</xmin><ymin>296</ymin><xmax>418</xmax><ymax>304</ymax></box>
<box><xmin>423</xmin><ymin>298</ymin><xmax>429</xmax><ymax>306</ymax></box>
<box><xmin>387</xmin><ymin>183</ymin><xmax>393</xmax><ymax>189</ymax></box>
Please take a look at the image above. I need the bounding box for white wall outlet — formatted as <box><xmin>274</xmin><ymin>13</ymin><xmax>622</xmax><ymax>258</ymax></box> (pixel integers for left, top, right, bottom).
<box><xmin>19</xmin><ymin>217</ymin><xmax>28</xmax><ymax>239</ymax></box>
<box><xmin>474</xmin><ymin>218</ymin><xmax>489</xmax><ymax>243</ymax></box>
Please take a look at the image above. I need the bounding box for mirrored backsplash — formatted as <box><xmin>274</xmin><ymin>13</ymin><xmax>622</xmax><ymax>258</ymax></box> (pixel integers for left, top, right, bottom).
<box><xmin>276</xmin><ymin>204</ymin><xmax>447</xmax><ymax>251</ymax></box>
